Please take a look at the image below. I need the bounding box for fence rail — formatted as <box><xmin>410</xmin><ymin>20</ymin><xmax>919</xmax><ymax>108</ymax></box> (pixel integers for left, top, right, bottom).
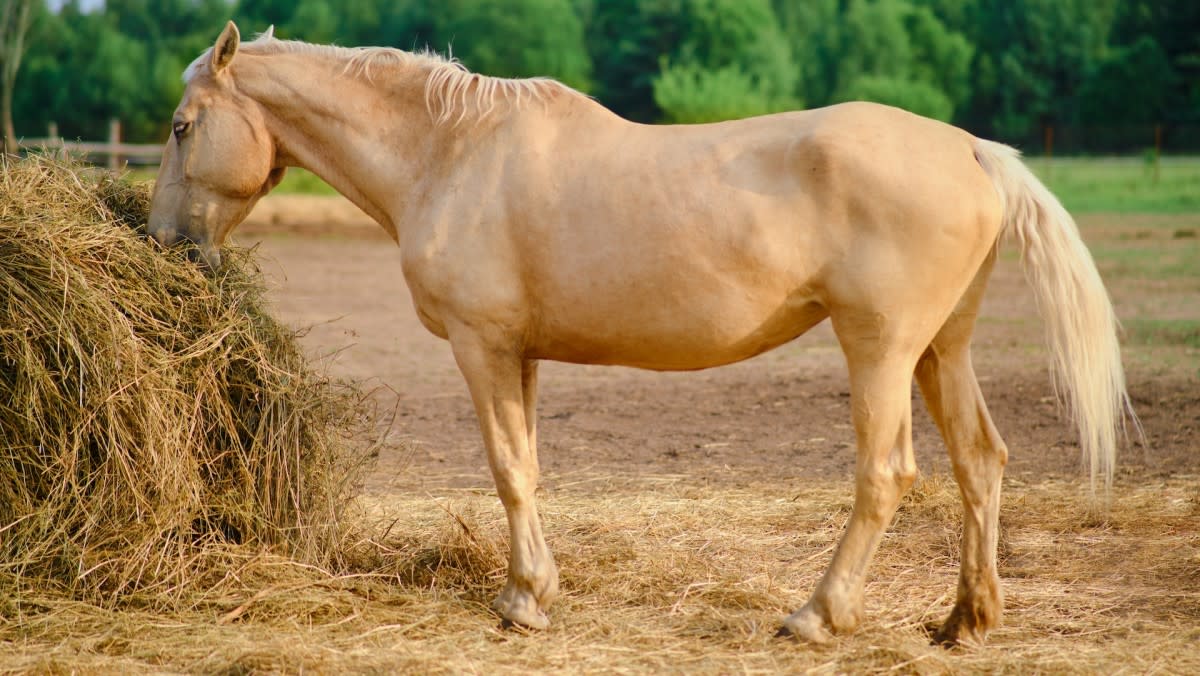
<box><xmin>15</xmin><ymin>120</ymin><xmax>163</xmax><ymax>169</ymax></box>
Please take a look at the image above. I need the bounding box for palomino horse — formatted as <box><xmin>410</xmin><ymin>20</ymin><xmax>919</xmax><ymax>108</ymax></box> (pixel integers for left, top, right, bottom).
<box><xmin>150</xmin><ymin>23</ymin><xmax>1133</xmax><ymax>644</ymax></box>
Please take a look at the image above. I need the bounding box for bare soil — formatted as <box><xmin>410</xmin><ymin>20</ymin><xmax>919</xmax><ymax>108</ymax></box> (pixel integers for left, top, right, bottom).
<box><xmin>236</xmin><ymin>196</ymin><xmax>1200</xmax><ymax>495</ymax></box>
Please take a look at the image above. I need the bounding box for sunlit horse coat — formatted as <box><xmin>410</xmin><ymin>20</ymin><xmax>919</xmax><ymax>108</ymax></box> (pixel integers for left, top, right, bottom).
<box><xmin>149</xmin><ymin>23</ymin><xmax>1134</xmax><ymax>644</ymax></box>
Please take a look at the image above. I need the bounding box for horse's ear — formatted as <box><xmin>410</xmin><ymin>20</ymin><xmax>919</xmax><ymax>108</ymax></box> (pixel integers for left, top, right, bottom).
<box><xmin>262</xmin><ymin>25</ymin><xmax>275</xmax><ymax>40</ymax></box>
<box><xmin>211</xmin><ymin>21</ymin><xmax>240</xmax><ymax>74</ymax></box>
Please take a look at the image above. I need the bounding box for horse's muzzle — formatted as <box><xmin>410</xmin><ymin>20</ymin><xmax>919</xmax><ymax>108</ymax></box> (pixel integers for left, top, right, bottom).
<box><xmin>148</xmin><ymin>223</ymin><xmax>181</xmax><ymax>247</ymax></box>
<box><xmin>147</xmin><ymin>224</ymin><xmax>220</xmax><ymax>270</ymax></box>
<box><xmin>188</xmin><ymin>246</ymin><xmax>221</xmax><ymax>270</ymax></box>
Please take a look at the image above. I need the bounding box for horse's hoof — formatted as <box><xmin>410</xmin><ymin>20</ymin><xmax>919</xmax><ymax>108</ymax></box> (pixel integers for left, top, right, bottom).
<box><xmin>499</xmin><ymin>614</ymin><xmax>549</xmax><ymax>632</ymax></box>
<box><xmin>778</xmin><ymin>608</ymin><xmax>834</xmax><ymax>644</ymax></box>
<box><xmin>931</xmin><ymin>632</ymin><xmax>959</xmax><ymax>649</ymax></box>
<box><xmin>493</xmin><ymin>597</ymin><xmax>550</xmax><ymax>631</ymax></box>
<box><xmin>931</xmin><ymin>621</ymin><xmax>992</xmax><ymax>649</ymax></box>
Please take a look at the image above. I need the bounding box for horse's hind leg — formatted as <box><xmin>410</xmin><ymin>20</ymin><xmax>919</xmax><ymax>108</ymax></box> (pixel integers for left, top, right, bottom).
<box><xmin>781</xmin><ymin>315</ymin><xmax>924</xmax><ymax>642</ymax></box>
<box><xmin>914</xmin><ymin>249</ymin><xmax>1008</xmax><ymax>645</ymax></box>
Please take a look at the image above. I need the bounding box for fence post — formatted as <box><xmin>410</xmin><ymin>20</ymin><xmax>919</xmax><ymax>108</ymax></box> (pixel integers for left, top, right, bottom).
<box><xmin>48</xmin><ymin>122</ymin><xmax>66</xmax><ymax>160</ymax></box>
<box><xmin>108</xmin><ymin>118</ymin><xmax>121</xmax><ymax>171</ymax></box>
<box><xmin>1153</xmin><ymin>124</ymin><xmax>1162</xmax><ymax>184</ymax></box>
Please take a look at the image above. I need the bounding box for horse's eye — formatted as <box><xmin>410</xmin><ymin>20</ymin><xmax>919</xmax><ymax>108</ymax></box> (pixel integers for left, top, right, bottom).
<box><xmin>173</xmin><ymin>121</ymin><xmax>192</xmax><ymax>140</ymax></box>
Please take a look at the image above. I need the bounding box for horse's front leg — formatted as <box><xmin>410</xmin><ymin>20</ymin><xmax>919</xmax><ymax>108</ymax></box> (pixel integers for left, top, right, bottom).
<box><xmin>449</xmin><ymin>331</ymin><xmax>557</xmax><ymax>629</ymax></box>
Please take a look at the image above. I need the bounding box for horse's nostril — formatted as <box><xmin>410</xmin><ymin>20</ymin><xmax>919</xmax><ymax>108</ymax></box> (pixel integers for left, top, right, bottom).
<box><xmin>184</xmin><ymin>245</ymin><xmax>220</xmax><ymax>271</ymax></box>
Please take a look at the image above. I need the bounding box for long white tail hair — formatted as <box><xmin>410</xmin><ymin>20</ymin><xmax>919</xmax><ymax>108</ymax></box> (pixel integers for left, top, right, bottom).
<box><xmin>973</xmin><ymin>139</ymin><xmax>1138</xmax><ymax>495</ymax></box>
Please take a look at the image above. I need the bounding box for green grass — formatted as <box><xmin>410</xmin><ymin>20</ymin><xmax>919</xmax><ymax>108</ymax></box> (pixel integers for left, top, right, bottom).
<box><xmin>1032</xmin><ymin>156</ymin><xmax>1200</xmax><ymax>213</ymax></box>
<box><xmin>273</xmin><ymin>168</ymin><xmax>338</xmax><ymax>195</ymax></box>
<box><xmin>1123</xmin><ymin>319</ymin><xmax>1200</xmax><ymax>348</ymax></box>
<box><xmin>1091</xmin><ymin>238</ymin><xmax>1200</xmax><ymax>279</ymax></box>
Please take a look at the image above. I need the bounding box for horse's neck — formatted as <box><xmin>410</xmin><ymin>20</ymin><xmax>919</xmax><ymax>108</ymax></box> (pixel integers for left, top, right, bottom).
<box><xmin>241</xmin><ymin>53</ymin><xmax>443</xmax><ymax>240</ymax></box>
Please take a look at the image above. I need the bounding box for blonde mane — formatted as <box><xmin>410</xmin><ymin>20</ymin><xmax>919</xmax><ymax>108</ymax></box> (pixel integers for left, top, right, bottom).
<box><xmin>183</xmin><ymin>34</ymin><xmax>579</xmax><ymax>126</ymax></box>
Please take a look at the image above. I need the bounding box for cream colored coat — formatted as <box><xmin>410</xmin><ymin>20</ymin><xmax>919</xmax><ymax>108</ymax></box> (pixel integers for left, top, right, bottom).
<box><xmin>149</xmin><ymin>23</ymin><xmax>1132</xmax><ymax>644</ymax></box>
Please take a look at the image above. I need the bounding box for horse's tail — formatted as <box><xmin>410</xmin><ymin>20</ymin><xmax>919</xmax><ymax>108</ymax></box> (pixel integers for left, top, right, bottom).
<box><xmin>973</xmin><ymin>138</ymin><xmax>1137</xmax><ymax>496</ymax></box>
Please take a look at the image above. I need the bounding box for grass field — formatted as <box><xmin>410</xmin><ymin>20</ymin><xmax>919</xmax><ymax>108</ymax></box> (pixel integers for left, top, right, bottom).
<box><xmin>1033</xmin><ymin>156</ymin><xmax>1200</xmax><ymax>213</ymax></box>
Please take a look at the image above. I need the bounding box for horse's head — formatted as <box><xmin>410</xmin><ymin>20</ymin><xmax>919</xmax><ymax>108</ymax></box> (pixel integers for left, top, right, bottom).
<box><xmin>148</xmin><ymin>22</ymin><xmax>286</xmax><ymax>269</ymax></box>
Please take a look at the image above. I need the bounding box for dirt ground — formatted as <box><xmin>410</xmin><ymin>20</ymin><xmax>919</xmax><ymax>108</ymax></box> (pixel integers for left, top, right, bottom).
<box><xmin>236</xmin><ymin>196</ymin><xmax>1200</xmax><ymax>496</ymax></box>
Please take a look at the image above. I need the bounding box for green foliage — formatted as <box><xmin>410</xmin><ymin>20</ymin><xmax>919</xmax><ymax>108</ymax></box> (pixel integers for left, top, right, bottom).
<box><xmin>274</xmin><ymin>168</ymin><xmax>338</xmax><ymax>196</ymax></box>
<box><xmin>1079</xmin><ymin>36</ymin><xmax>1174</xmax><ymax>125</ymax></box>
<box><xmin>963</xmin><ymin>0</ymin><xmax>1121</xmax><ymax>138</ymax></box>
<box><xmin>420</xmin><ymin>0</ymin><xmax>593</xmax><ymax>91</ymax></box>
<box><xmin>775</xmin><ymin>0</ymin><xmax>971</xmax><ymax>120</ymax></box>
<box><xmin>838</xmin><ymin>75</ymin><xmax>955</xmax><ymax>121</ymax></box>
<box><xmin>7</xmin><ymin>0</ymin><xmax>1200</xmax><ymax>147</ymax></box>
<box><xmin>905</xmin><ymin>5</ymin><xmax>974</xmax><ymax>110</ymax></box>
<box><xmin>653</xmin><ymin>61</ymin><xmax>774</xmax><ymax>123</ymax></box>
<box><xmin>1111</xmin><ymin>0</ymin><xmax>1200</xmax><ymax>123</ymax></box>
<box><xmin>586</xmin><ymin>0</ymin><xmax>688</xmax><ymax>121</ymax></box>
<box><xmin>672</xmin><ymin>0</ymin><xmax>798</xmax><ymax>112</ymax></box>
<box><xmin>591</xmin><ymin>0</ymin><xmax>797</xmax><ymax>122</ymax></box>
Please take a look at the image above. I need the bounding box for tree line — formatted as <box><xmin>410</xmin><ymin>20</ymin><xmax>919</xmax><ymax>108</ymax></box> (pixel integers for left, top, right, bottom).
<box><xmin>7</xmin><ymin>0</ymin><xmax>1199</xmax><ymax>151</ymax></box>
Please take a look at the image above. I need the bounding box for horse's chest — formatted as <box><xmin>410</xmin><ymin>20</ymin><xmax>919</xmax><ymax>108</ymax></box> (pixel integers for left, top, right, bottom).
<box><xmin>399</xmin><ymin>230</ymin><xmax>526</xmax><ymax>343</ymax></box>
<box><xmin>398</xmin><ymin>247</ymin><xmax>453</xmax><ymax>341</ymax></box>
<box><xmin>412</xmin><ymin>302</ymin><xmax>449</xmax><ymax>340</ymax></box>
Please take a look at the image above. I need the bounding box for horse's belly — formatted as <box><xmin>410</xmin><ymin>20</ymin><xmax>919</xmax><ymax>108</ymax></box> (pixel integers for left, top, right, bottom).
<box><xmin>527</xmin><ymin>293</ymin><xmax>828</xmax><ymax>371</ymax></box>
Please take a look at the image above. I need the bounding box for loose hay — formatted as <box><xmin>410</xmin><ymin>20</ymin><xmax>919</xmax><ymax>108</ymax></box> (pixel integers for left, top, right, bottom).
<box><xmin>0</xmin><ymin>155</ymin><xmax>372</xmax><ymax>601</ymax></box>
<box><xmin>3</xmin><ymin>475</ymin><xmax>1198</xmax><ymax>673</ymax></box>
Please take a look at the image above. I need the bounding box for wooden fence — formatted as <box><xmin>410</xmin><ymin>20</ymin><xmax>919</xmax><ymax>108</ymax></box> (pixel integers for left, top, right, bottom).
<box><xmin>16</xmin><ymin>120</ymin><xmax>163</xmax><ymax>169</ymax></box>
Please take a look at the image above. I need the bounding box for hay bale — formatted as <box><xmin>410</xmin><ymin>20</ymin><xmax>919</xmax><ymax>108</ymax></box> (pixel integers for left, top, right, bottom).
<box><xmin>0</xmin><ymin>155</ymin><xmax>371</xmax><ymax>600</ymax></box>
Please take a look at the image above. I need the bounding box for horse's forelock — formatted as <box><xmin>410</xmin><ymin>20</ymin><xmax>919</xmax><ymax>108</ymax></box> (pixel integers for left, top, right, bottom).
<box><xmin>182</xmin><ymin>51</ymin><xmax>209</xmax><ymax>83</ymax></box>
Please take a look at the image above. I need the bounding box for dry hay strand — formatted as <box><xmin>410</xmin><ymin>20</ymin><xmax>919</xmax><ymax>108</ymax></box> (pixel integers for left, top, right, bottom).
<box><xmin>0</xmin><ymin>154</ymin><xmax>374</xmax><ymax>604</ymax></box>
<box><xmin>0</xmin><ymin>472</ymin><xmax>1197</xmax><ymax>672</ymax></box>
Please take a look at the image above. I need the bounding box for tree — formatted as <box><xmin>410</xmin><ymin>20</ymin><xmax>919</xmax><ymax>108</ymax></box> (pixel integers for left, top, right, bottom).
<box><xmin>1078</xmin><ymin>35</ymin><xmax>1174</xmax><ymax>126</ymax></box>
<box><xmin>1</xmin><ymin>0</ymin><xmax>36</xmax><ymax>153</ymax></box>
<box><xmin>586</xmin><ymin>0</ymin><xmax>690</xmax><ymax>121</ymax></box>
<box><xmin>1111</xmin><ymin>0</ymin><xmax>1200</xmax><ymax>123</ymax></box>
<box><xmin>962</xmin><ymin>0</ymin><xmax>1120</xmax><ymax>139</ymax></box>
<box><xmin>776</xmin><ymin>0</ymin><xmax>972</xmax><ymax>120</ymax></box>
<box><xmin>668</xmin><ymin>0</ymin><xmax>798</xmax><ymax>112</ymax></box>
<box><xmin>284</xmin><ymin>0</ymin><xmax>338</xmax><ymax>43</ymax></box>
<box><xmin>235</xmin><ymin>0</ymin><xmax>299</xmax><ymax>31</ymax></box>
<box><xmin>653</xmin><ymin>61</ymin><xmax>775</xmax><ymax>123</ymax></box>
<box><xmin>773</xmin><ymin>0</ymin><xmax>842</xmax><ymax>106</ymax></box>
<box><xmin>423</xmin><ymin>0</ymin><xmax>593</xmax><ymax>91</ymax></box>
